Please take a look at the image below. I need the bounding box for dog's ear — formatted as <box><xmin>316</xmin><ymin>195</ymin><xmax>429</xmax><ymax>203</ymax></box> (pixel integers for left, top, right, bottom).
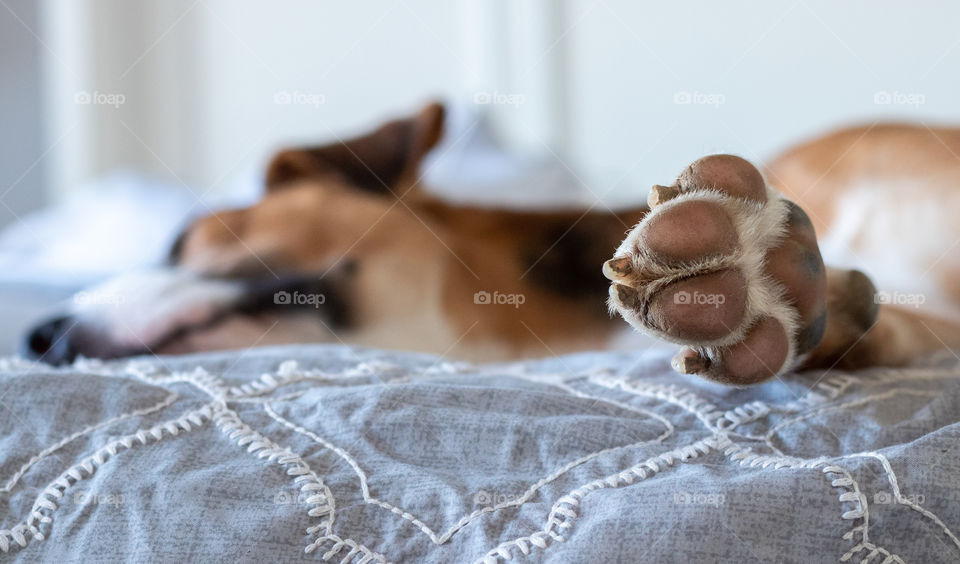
<box><xmin>265</xmin><ymin>102</ymin><xmax>445</xmax><ymax>197</ymax></box>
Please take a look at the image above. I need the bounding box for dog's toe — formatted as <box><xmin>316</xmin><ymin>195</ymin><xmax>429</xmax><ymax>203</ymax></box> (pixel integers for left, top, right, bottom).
<box><xmin>640</xmin><ymin>200</ymin><xmax>740</xmax><ymax>264</ymax></box>
<box><xmin>671</xmin><ymin>317</ymin><xmax>790</xmax><ymax>386</ymax></box>
<box><xmin>678</xmin><ymin>154</ymin><xmax>768</xmax><ymax>203</ymax></box>
<box><xmin>712</xmin><ymin>316</ymin><xmax>790</xmax><ymax>385</ymax></box>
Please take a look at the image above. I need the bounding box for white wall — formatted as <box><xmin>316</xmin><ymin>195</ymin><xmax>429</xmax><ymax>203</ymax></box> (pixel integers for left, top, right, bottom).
<box><xmin>41</xmin><ymin>0</ymin><xmax>476</xmax><ymax>194</ymax></box>
<box><xmin>0</xmin><ymin>0</ymin><xmax>47</xmax><ymax>228</ymax></box>
<box><xmin>193</xmin><ymin>0</ymin><xmax>472</xmax><ymax>191</ymax></box>
<box><xmin>36</xmin><ymin>0</ymin><xmax>960</xmax><ymax>205</ymax></box>
<box><xmin>563</xmin><ymin>0</ymin><xmax>960</xmax><ymax>204</ymax></box>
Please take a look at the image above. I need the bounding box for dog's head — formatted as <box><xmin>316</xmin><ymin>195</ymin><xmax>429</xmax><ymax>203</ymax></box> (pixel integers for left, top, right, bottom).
<box><xmin>25</xmin><ymin>103</ymin><xmax>454</xmax><ymax>363</ymax></box>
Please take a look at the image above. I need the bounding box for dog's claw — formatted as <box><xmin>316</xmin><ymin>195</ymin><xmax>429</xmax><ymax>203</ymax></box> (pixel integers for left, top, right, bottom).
<box><xmin>612</xmin><ymin>283</ymin><xmax>642</xmax><ymax>309</ymax></box>
<box><xmin>648</xmin><ymin>184</ymin><xmax>681</xmax><ymax>208</ymax></box>
<box><xmin>602</xmin><ymin>257</ymin><xmax>633</xmax><ymax>281</ymax></box>
<box><xmin>671</xmin><ymin>349</ymin><xmax>710</xmax><ymax>374</ymax></box>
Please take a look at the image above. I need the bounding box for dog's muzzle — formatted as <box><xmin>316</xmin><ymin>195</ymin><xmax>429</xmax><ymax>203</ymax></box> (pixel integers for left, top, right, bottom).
<box><xmin>22</xmin><ymin>268</ymin><xmax>353</xmax><ymax>365</ymax></box>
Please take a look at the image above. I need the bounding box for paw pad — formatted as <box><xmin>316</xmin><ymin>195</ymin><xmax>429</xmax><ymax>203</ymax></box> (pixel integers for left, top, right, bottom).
<box><xmin>606</xmin><ymin>155</ymin><xmax>826</xmax><ymax>385</ymax></box>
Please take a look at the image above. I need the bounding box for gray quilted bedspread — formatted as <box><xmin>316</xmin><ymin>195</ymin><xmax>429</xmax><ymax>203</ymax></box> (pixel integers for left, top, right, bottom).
<box><xmin>1</xmin><ymin>345</ymin><xmax>958</xmax><ymax>563</ymax></box>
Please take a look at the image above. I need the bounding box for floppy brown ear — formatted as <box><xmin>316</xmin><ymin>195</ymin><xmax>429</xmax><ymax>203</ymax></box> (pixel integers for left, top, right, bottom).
<box><xmin>265</xmin><ymin>102</ymin><xmax>445</xmax><ymax>197</ymax></box>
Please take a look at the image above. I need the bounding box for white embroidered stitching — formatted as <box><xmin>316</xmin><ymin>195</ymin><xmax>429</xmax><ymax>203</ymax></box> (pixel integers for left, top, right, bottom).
<box><xmin>223</xmin><ymin>360</ymin><xmax>452</xmax><ymax>399</ymax></box>
<box><xmin>859</xmin><ymin>452</ymin><xmax>960</xmax><ymax>553</ymax></box>
<box><xmin>210</xmin><ymin>404</ymin><xmax>336</xmax><ymax>553</ymax></box>
<box><xmin>715</xmin><ymin>400</ymin><xmax>770</xmax><ymax>431</ymax></box>
<box><xmin>718</xmin><ymin>442</ymin><xmax>905</xmax><ymax>563</ymax></box>
<box><xmin>1</xmin><ymin>391</ymin><xmax>179</xmax><ymax>493</ymax></box>
<box><xmin>310</xmin><ymin>533</ymin><xmax>391</xmax><ymax>564</ymax></box>
<box><xmin>263</xmin><ymin>400</ymin><xmax>672</xmax><ymax>546</ymax></box>
<box><xmin>589</xmin><ymin>374</ymin><xmax>723</xmax><ymax>430</ymax></box>
<box><xmin>473</xmin><ymin>435</ymin><xmax>729</xmax><ymax>563</ymax></box>
<box><xmin>544</xmin><ymin>380</ymin><xmax>676</xmax><ymax>438</ymax></box>
<box><xmin>226</xmin><ymin>360</ymin><xmax>337</xmax><ymax>398</ymax></box>
<box><xmin>123</xmin><ymin>363</ymin><xmax>229</xmax><ymax>400</ymax></box>
<box><xmin>765</xmin><ymin>388</ymin><xmax>941</xmax><ymax>456</ymax></box>
<box><xmin>2</xmin><ymin>354</ymin><xmax>955</xmax><ymax>562</ymax></box>
<box><xmin>0</xmin><ymin>403</ymin><xmax>215</xmax><ymax>554</ymax></box>
<box><xmin>475</xmin><ymin>392</ymin><xmax>948</xmax><ymax>564</ymax></box>
<box><xmin>773</xmin><ymin>372</ymin><xmax>862</xmax><ymax>414</ymax></box>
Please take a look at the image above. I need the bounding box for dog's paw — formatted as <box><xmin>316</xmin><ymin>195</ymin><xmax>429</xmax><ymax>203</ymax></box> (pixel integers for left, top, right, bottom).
<box><xmin>605</xmin><ymin>155</ymin><xmax>827</xmax><ymax>385</ymax></box>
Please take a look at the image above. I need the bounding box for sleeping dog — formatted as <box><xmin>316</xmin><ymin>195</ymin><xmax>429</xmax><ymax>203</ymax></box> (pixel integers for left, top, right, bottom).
<box><xmin>24</xmin><ymin>103</ymin><xmax>960</xmax><ymax>385</ymax></box>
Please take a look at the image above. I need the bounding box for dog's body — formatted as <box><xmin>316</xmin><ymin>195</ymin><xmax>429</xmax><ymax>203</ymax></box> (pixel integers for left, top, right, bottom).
<box><xmin>768</xmin><ymin>124</ymin><xmax>960</xmax><ymax>369</ymax></box>
<box><xmin>25</xmin><ymin>105</ymin><xmax>960</xmax><ymax>384</ymax></box>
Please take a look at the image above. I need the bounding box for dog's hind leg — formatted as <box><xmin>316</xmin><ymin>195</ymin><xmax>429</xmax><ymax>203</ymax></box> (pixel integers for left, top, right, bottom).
<box><xmin>803</xmin><ymin>278</ymin><xmax>960</xmax><ymax>370</ymax></box>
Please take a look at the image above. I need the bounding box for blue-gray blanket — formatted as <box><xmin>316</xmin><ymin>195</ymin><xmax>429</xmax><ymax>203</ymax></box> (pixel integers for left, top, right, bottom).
<box><xmin>1</xmin><ymin>345</ymin><xmax>958</xmax><ymax>563</ymax></box>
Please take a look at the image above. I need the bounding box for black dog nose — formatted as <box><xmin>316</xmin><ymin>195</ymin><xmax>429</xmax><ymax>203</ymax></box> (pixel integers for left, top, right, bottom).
<box><xmin>24</xmin><ymin>316</ymin><xmax>78</xmax><ymax>365</ymax></box>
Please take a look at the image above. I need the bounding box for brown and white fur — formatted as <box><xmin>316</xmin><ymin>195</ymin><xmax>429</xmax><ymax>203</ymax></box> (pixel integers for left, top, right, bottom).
<box><xmin>769</xmin><ymin>124</ymin><xmax>960</xmax><ymax>369</ymax></box>
<box><xmin>23</xmin><ymin>104</ymin><xmax>960</xmax><ymax>385</ymax></box>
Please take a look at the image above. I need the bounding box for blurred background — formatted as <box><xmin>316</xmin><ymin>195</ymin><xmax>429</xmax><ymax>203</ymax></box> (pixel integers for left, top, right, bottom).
<box><xmin>1</xmin><ymin>0</ymin><xmax>959</xmax><ymax>353</ymax></box>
